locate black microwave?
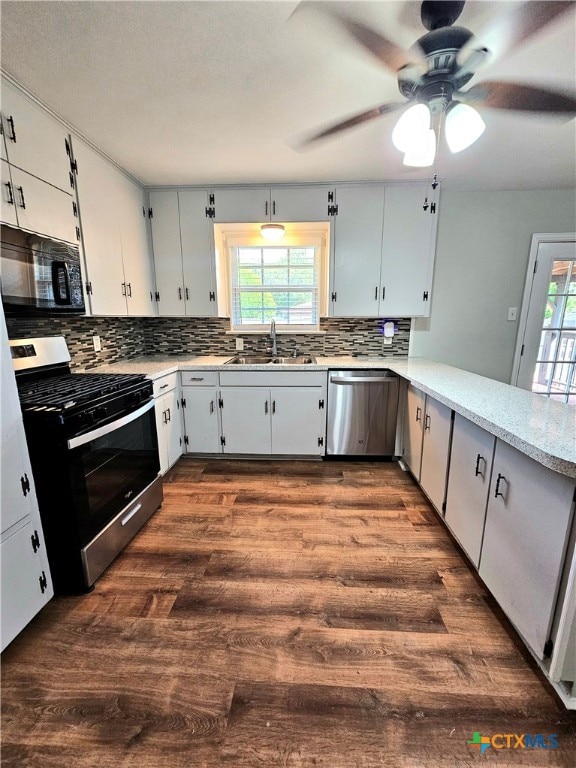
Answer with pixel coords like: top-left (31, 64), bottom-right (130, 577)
top-left (0, 225), bottom-right (85, 315)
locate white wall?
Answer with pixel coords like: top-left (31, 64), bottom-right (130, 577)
top-left (411, 188), bottom-right (576, 383)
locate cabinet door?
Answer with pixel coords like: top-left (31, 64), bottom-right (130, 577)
top-left (165, 388), bottom-right (184, 469)
top-left (154, 392), bottom-right (170, 475)
top-left (479, 440), bottom-right (575, 658)
top-left (220, 388), bottom-right (271, 454)
top-left (270, 186), bottom-right (333, 222)
top-left (420, 396), bottom-right (452, 512)
top-left (1, 520), bottom-right (53, 651)
top-left (1, 78), bottom-right (72, 193)
top-left (332, 184), bottom-right (384, 317)
top-left (271, 388), bottom-right (324, 455)
top-left (72, 138), bottom-right (127, 314)
top-left (212, 188), bottom-right (269, 222)
top-left (179, 190), bottom-right (217, 316)
top-left (117, 177), bottom-right (156, 317)
top-left (403, 384), bottom-right (425, 480)
top-left (148, 190), bottom-right (185, 316)
top-left (182, 387), bottom-right (221, 453)
top-left (445, 414), bottom-right (496, 567)
top-left (0, 159), bottom-right (18, 227)
top-left (9, 166), bottom-right (77, 244)
top-left (380, 184), bottom-right (437, 317)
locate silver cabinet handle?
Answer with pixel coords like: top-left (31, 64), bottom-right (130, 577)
top-left (424, 414), bottom-right (431, 431)
top-left (188, 377), bottom-right (204, 382)
top-left (210, 400), bottom-right (214, 414)
top-left (382, 286), bottom-right (386, 301)
top-left (415, 406), bottom-right (422, 422)
top-left (126, 282), bottom-right (132, 297)
top-left (374, 286), bottom-right (378, 301)
top-left (330, 376), bottom-right (396, 384)
top-left (264, 400), bottom-right (268, 415)
top-left (178, 287), bottom-right (183, 300)
top-left (159, 383), bottom-right (169, 390)
top-left (166, 407), bottom-right (171, 422)
top-left (16, 185), bottom-right (26, 208)
top-left (162, 409), bottom-right (168, 424)
top-left (4, 181), bottom-right (14, 205)
top-left (121, 282), bottom-right (127, 296)
top-left (6, 115), bottom-right (16, 142)
top-left (272, 400), bottom-right (276, 414)
top-left (265, 200), bottom-right (268, 216)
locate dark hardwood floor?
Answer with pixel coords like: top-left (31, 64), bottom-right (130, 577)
top-left (2, 458), bottom-right (575, 767)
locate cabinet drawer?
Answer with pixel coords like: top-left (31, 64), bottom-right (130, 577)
top-left (219, 371), bottom-right (326, 387)
top-left (153, 372), bottom-right (178, 397)
top-left (180, 371), bottom-right (219, 387)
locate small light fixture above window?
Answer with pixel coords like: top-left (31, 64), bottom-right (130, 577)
top-left (260, 223), bottom-right (285, 241)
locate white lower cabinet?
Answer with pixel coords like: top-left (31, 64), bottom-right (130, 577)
top-left (479, 439), bottom-right (575, 659)
top-left (402, 383), bottom-right (426, 480)
top-left (403, 384), bottom-right (452, 512)
top-left (153, 374), bottom-right (183, 474)
top-left (444, 414), bottom-right (496, 567)
top-left (1, 520), bottom-right (52, 650)
top-left (219, 386), bottom-right (325, 455)
top-left (182, 386), bottom-right (221, 454)
top-left (419, 396), bottom-right (453, 512)
top-left (1, 303), bottom-right (53, 651)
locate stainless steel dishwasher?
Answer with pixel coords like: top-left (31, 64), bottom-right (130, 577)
top-left (327, 369), bottom-right (399, 456)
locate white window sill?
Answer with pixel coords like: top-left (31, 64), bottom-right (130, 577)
top-left (226, 330), bottom-right (326, 335)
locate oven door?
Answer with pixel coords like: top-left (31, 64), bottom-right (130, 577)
top-left (66, 400), bottom-right (160, 545)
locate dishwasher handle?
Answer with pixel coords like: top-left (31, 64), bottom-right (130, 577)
top-left (330, 375), bottom-right (396, 384)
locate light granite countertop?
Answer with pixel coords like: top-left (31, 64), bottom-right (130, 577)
top-left (88, 354), bottom-right (576, 478)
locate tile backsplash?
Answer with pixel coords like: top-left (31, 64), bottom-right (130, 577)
top-left (6, 316), bottom-right (146, 369)
top-left (6, 315), bottom-right (411, 368)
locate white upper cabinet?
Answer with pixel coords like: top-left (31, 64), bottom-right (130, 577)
top-left (331, 184), bottom-right (384, 317)
top-left (212, 188), bottom-right (269, 222)
top-left (211, 185), bottom-right (334, 223)
top-left (0, 78), bottom-right (73, 194)
top-left (179, 190), bottom-right (218, 316)
top-left (148, 190), bottom-right (185, 316)
top-left (380, 184), bottom-right (438, 317)
top-left (72, 137), bottom-right (155, 316)
top-left (269, 186), bottom-right (334, 221)
top-left (148, 189), bottom-right (216, 316)
top-left (8, 165), bottom-right (78, 245)
top-left (331, 182), bottom-right (438, 318)
top-left (1, 160), bottom-right (18, 227)
top-left (0, 79), bottom-right (77, 244)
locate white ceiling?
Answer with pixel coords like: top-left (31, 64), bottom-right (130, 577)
top-left (1, 1), bottom-right (575, 191)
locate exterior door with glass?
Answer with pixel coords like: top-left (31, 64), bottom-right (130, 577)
top-left (513, 235), bottom-right (576, 404)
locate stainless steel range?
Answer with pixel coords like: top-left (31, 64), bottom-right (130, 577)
top-left (10, 336), bottom-right (163, 593)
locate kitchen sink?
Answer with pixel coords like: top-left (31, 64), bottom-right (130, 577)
top-left (271, 356), bottom-right (316, 365)
top-left (225, 355), bottom-right (316, 365)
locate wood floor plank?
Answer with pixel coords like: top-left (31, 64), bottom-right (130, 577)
top-left (2, 456), bottom-right (574, 768)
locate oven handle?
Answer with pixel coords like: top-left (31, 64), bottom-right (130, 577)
top-left (329, 375), bottom-right (395, 384)
top-left (67, 399), bottom-right (154, 450)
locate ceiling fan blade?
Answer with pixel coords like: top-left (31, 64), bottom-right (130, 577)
top-left (458, 81), bottom-right (576, 114)
top-left (295, 101), bottom-right (409, 149)
top-left (290, 2), bottom-right (425, 74)
top-left (457, 1), bottom-right (574, 66)
top-left (335, 14), bottom-right (427, 73)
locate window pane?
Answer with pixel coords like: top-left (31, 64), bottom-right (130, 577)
top-left (536, 330), bottom-right (559, 361)
top-left (289, 267), bottom-right (314, 285)
top-left (238, 267), bottom-right (262, 286)
top-left (263, 267), bottom-right (288, 286)
top-left (262, 248), bottom-right (287, 265)
top-left (237, 248), bottom-right (262, 266)
top-left (564, 300), bottom-right (576, 328)
top-left (290, 248), bottom-right (315, 266)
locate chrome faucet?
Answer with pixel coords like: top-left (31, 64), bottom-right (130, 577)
top-left (270, 319), bottom-right (278, 357)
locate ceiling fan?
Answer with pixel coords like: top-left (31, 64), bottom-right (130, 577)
top-left (295, 1), bottom-right (576, 166)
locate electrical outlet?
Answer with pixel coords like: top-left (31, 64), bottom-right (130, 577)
top-left (508, 307), bottom-right (518, 322)
top-left (92, 335), bottom-right (101, 352)
top-left (235, 338), bottom-right (244, 351)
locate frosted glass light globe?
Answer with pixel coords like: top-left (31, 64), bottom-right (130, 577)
top-left (445, 103), bottom-right (486, 153)
top-left (392, 104), bottom-right (431, 152)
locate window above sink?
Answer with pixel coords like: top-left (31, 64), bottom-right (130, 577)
top-left (214, 222), bottom-right (330, 334)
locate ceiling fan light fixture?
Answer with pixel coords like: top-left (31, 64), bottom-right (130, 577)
top-left (392, 103), bottom-right (431, 152)
top-left (260, 223), bottom-right (286, 241)
top-left (403, 129), bottom-right (436, 167)
top-left (445, 103), bottom-right (486, 153)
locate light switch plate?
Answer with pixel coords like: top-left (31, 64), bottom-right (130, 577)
top-left (92, 335), bottom-right (101, 352)
top-left (235, 338), bottom-right (244, 351)
top-left (508, 307), bottom-right (518, 322)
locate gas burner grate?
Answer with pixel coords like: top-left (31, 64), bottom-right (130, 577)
top-left (17, 373), bottom-right (147, 410)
